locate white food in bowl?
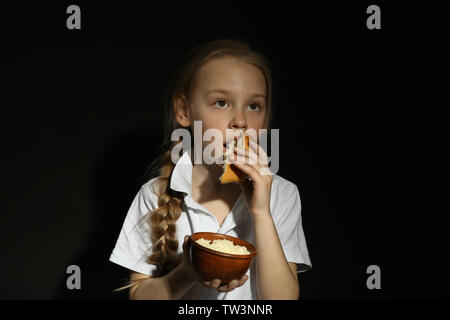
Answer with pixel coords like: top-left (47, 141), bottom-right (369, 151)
top-left (195, 238), bottom-right (250, 255)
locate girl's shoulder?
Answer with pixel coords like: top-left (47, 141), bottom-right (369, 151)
top-left (271, 174), bottom-right (300, 199)
top-left (270, 174), bottom-right (303, 221)
top-left (139, 177), bottom-right (161, 205)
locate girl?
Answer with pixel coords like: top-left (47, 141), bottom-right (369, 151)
top-left (109, 39), bottom-right (312, 299)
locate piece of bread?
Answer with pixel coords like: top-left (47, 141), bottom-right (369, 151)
top-left (219, 135), bottom-right (250, 184)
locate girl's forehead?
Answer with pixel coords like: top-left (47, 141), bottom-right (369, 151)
top-left (194, 58), bottom-right (266, 93)
top-left (198, 57), bottom-right (259, 75)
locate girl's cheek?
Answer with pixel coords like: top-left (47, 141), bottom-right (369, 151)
top-left (202, 118), bottom-right (224, 131)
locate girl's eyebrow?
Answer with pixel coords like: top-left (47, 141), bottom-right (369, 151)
top-left (204, 88), bottom-right (266, 100)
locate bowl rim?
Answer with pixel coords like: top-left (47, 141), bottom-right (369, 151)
top-left (189, 232), bottom-right (257, 259)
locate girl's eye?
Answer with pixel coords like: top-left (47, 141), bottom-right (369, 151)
top-left (214, 100), bottom-right (229, 109)
top-left (248, 103), bottom-right (261, 111)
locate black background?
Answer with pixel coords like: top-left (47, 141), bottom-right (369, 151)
top-left (1, 1), bottom-right (442, 300)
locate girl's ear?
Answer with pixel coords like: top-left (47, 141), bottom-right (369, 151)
top-left (174, 94), bottom-right (191, 128)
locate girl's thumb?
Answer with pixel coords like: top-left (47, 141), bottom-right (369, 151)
top-left (183, 235), bottom-right (191, 251)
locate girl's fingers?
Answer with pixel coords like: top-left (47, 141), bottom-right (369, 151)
top-left (182, 235), bottom-right (191, 260)
top-left (203, 279), bottom-right (221, 289)
top-left (217, 275), bottom-right (248, 292)
top-left (231, 154), bottom-right (272, 180)
top-left (217, 279), bottom-right (240, 292)
top-left (204, 275), bottom-right (248, 292)
top-left (248, 138), bottom-right (269, 165)
top-left (234, 141), bottom-right (270, 169)
top-left (237, 275), bottom-right (248, 287)
top-left (230, 158), bottom-right (261, 183)
top-left (234, 145), bottom-right (259, 165)
top-left (211, 279), bottom-right (221, 288)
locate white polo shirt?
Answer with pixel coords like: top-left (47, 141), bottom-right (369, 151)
top-left (109, 149), bottom-right (312, 300)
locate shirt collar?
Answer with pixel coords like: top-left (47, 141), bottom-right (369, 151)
top-left (169, 148), bottom-right (193, 195)
top-left (169, 147), bottom-right (249, 231)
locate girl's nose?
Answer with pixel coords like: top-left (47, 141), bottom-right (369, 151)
top-left (229, 107), bottom-right (247, 129)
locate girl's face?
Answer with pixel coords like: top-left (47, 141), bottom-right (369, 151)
top-left (186, 57), bottom-right (267, 158)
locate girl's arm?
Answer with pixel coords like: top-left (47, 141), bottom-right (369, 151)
top-left (130, 261), bottom-right (197, 300)
top-left (253, 212), bottom-right (300, 300)
top-left (130, 236), bottom-right (199, 300)
top-left (231, 139), bottom-right (300, 300)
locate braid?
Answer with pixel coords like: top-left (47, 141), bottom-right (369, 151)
top-left (146, 142), bottom-right (184, 276)
top-left (112, 142), bottom-right (185, 293)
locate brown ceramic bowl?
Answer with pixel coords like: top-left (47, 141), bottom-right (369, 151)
top-left (188, 232), bottom-right (257, 285)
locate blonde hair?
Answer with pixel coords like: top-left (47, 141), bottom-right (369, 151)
top-left (114, 38), bottom-right (274, 294)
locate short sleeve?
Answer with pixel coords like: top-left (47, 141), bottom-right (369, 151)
top-left (109, 182), bottom-right (159, 276)
top-left (273, 185), bottom-right (312, 273)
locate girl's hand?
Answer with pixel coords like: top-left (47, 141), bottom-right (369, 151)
top-left (230, 134), bottom-right (274, 217)
top-left (202, 275), bottom-right (249, 292)
top-left (182, 236), bottom-right (249, 292)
